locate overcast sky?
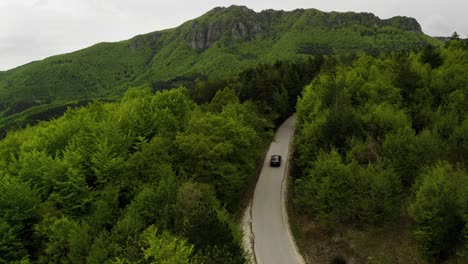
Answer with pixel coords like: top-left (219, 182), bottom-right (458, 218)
top-left (1, 0), bottom-right (466, 70)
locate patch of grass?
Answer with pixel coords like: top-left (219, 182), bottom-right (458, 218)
top-left (288, 192), bottom-right (427, 264)
top-left (288, 210), bottom-right (365, 264)
top-left (345, 220), bottom-right (424, 264)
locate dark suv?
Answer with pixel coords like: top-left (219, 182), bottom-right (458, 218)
top-left (270, 155), bottom-right (282, 167)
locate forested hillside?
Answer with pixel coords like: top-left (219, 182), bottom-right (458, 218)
top-left (0, 87), bottom-right (265, 263)
top-left (0, 56), bottom-right (322, 263)
top-left (1, 4), bottom-right (464, 263)
top-left (0, 5), bottom-right (439, 136)
top-left (292, 40), bottom-right (467, 263)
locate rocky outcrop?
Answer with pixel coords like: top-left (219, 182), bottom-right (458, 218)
top-left (130, 32), bottom-right (161, 50)
top-left (311, 11), bottom-right (422, 32)
top-left (190, 21), bottom-right (224, 50)
top-left (190, 20), bottom-right (265, 50)
top-left (383, 16), bottom-right (422, 32)
top-left (187, 5), bottom-right (423, 50)
top-left (189, 6), bottom-right (266, 50)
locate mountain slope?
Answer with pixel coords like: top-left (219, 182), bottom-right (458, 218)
top-left (0, 5), bottom-right (440, 131)
top-left (135, 6), bottom-right (435, 81)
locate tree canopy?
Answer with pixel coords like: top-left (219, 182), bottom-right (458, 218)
top-left (293, 42), bottom-right (467, 262)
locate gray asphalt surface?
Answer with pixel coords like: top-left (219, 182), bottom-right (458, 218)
top-left (252, 115), bottom-right (302, 264)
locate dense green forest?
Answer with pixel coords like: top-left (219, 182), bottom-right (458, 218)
top-left (1, 5), bottom-right (465, 262)
top-left (0, 87), bottom-right (263, 263)
top-left (0, 6), bottom-right (439, 136)
top-left (0, 55), bottom-right (323, 263)
top-left (292, 40), bottom-right (467, 262)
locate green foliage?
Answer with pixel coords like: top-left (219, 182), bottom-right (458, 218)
top-left (175, 102), bottom-right (263, 210)
top-left (420, 45), bottom-right (443, 68)
top-left (125, 176), bottom-right (178, 230)
top-left (293, 44), bottom-right (467, 262)
top-left (295, 150), bottom-right (401, 225)
top-left (0, 9), bottom-right (457, 262)
top-left (232, 58), bottom-right (323, 122)
top-left (0, 219), bottom-right (27, 263)
top-left (0, 6), bottom-right (439, 135)
top-left (352, 163), bottom-right (402, 224)
top-left (364, 103), bottom-right (412, 139)
top-left (409, 162), bottom-right (467, 260)
top-left (0, 174), bottom-right (40, 262)
top-left (382, 128), bottom-right (446, 186)
top-left (173, 182), bottom-right (229, 247)
top-left (173, 182), bottom-right (245, 263)
top-left (0, 174), bottom-right (41, 231)
top-left (35, 216), bottom-right (91, 264)
top-left (0, 85), bottom-right (271, 263)
top-left (208, 87), bottom-right (239, 113)
top-left (117, 86), bottom-right (194, 139)
top-left (141, 225), bottom-right (195, 264)
top-left (295, 150), bottom-right (354, 221)
top-left (87, 231), bottom-right (111, 264)
top-left (451, 31), bottom-right (460, 41)
top-left (449, 116), bottom-right (468, 163)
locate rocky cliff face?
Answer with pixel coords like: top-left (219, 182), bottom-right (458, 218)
top-left (189, 6), bottom-right (267, 50)
top-left (383, 16), bottom-right (422, 32)
top-left (129, 32), bottom-right (161, 50)
top-left (186, 5), bottom-right (423, 50)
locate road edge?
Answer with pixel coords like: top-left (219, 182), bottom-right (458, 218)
top-left (242, 199), bottom-right (256, 264)
top-left (281, 117), bottom-right (306, 264)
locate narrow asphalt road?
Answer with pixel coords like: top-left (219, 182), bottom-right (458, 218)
top-left (252, 115), bottom-right (303, 264)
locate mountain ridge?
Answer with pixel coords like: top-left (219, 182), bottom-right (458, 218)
top-left (0, 5), bottom-right (440, 134)
top-left (153, 5), bottom-right (423, 51)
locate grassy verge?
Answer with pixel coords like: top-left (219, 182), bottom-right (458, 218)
top-left (288, 189), bottom-right (427, 264)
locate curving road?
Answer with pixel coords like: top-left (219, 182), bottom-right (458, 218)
top-left (251, 115), bottom-right (304, 264)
